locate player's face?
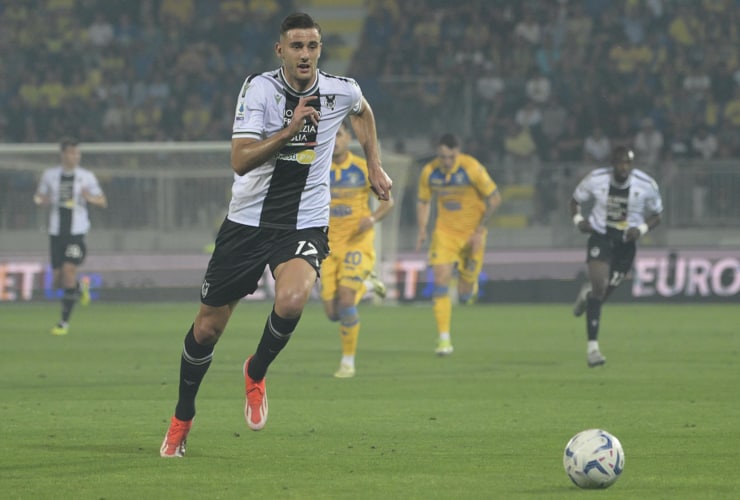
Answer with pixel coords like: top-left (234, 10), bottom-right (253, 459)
top-left (61, 146), bottom-right (81, 168)
top-left (276, 28), bottom-right (322, 91)
top-left (437, 145), bottom-right (459, 172)
top-left (612, 156), bottom-right (633, 183)
top-left (333, 124), bottom-right (350, 161)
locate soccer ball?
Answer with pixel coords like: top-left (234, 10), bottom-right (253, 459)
top-left (563, 428), bottom-right (625, 489)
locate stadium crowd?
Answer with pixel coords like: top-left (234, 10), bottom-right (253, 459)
top-left (1, 0), bottom-right (739, 164)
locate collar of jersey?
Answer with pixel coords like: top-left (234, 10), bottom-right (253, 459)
top-left (278, 67), bottom-right (318, 97)
top-left (609, 171), bottom-right (631, 189)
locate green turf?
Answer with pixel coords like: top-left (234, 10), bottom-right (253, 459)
top-left (1, 301), bottom-right (738, 499)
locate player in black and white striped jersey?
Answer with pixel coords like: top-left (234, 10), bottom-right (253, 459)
top-left (570, 146), bottom-right (663, 367)
top-left (161, 12), bottom-right (393, 457)
top-left (34, 137), bottom-right (107, 336)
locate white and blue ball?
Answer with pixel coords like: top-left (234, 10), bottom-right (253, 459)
top-left (563, 428), bottom-right (625, 489)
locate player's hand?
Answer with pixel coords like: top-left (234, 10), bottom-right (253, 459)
top-left (623, 227), bottom-right (641, 242)
top-left (576, 220), bottom-right (592, 234)
top-left (415, 230), bottom-right (426, 251)
top-left (468, 229), bottom-right (484, 253)
top-left (368, 164), bottom-right (392, 201)
top-left (285, 96), bottom-right (320, 138)
top-left (33, 194), bottom-right (50, 206)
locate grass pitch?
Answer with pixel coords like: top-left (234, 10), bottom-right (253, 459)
top-left (1, 301), bottom-right (738, 499)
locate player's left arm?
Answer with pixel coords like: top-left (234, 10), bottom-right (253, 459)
top-left (356, 194), bottom-right (395, 235)
top-left (469, 189), bottom-right (502, 252)
top-left (350, 97), bottom-right (392, 201)
top-left (624, 179), bottom-right (663, 242)
top-left (82, 173), bottom-right (108, 208)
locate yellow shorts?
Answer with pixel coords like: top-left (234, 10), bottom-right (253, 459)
top-left (320, 239), bottom-right (376, 301)
top-left (428, 229), bottom-right (486, 283)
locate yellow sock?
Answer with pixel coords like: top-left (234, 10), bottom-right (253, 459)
top-left (433, 295), bottom-right (452, 335)
top-left (340, 321), bottom-right (360, 356)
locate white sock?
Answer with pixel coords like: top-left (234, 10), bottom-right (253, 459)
top-left (439, 332), bottom-right (450, 342)
top-left (587, 340), bottom-right (599, 353)
top-left (341, 355), bottom-right (355, 367)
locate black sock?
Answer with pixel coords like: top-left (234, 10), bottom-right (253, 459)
top-left (61, 287), bottom-right (78, 323)
top-left (586, 296), bottom-right (602, 341)
top-left (174, 324), bottom-right (214, 421)
top-left (247, 308), bottom-right (300, 381)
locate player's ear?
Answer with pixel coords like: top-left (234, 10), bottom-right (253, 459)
top-left (275, 42), bottom-right (282, 59)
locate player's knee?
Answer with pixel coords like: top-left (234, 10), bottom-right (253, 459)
top-left (193, 321), bottom-right (224, 345)
top-left (338, 306), bottom-right (359, 327)
top-left (274, 290), bottom-right (308, 318)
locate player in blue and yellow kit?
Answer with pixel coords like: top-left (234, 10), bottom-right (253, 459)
top-left (417, 133), bottom-right (501, 355)
top-left (320, 120), bottom-right (394, 377)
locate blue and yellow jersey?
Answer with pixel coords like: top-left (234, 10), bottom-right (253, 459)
top-left (418, 153), bottom-right (497, 236)
top-left (329, 152), bottom-right (373, 244)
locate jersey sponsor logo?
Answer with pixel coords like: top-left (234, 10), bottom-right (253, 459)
top-left (275, 149), bottom-right (316, 165)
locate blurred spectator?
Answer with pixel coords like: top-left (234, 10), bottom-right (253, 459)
top-left (514, 9), bottom-right (541, 45)
top-left (551, 115), bottom-right (583, 162)
top-left (691, 125), bottom-right (719, 159)
top-left (540, 95), bottom-right (568, 156)
top-left (87, 13), bottom-right (114, 48)
top-left (525, 68), bottom-right (552, 104)
top-left (633, 117), bottom-right (664, 167)
top-left (583, 125), bottom-right (611, 164)
top-left (503, 119), bottom-right (539, 184)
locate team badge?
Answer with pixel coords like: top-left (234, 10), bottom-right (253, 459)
top-left (325, 95), bottom-right (336, 110)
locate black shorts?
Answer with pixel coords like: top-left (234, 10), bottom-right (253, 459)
top-left (50, 234), bottom-right (87, 269)
top-left (586, 231), bottom-right (636, 276)
top-left (200, 218), bottom-right (330, 306)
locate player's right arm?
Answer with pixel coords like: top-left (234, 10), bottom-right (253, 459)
top-left (231, 95), bottom-right (319, 176)
top-left (33, 171), bottom-right (51, 206)
top-left (416, 165), bottom-right (432, 250)
top-left (571, 172), bottom-right (595, 234)
top-left (416, 199), bottom-right (431, 251)
top-left (570, 198), bottom-right (592, 234)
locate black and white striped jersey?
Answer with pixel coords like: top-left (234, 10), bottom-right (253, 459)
top-left (573, 167), bottom-right (663, 235)
top-left (35, 166), bottom-right (105, 236)
top-left (229, 67), bottom-right (364, 230)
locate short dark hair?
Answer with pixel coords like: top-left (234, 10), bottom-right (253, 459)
top-left (438, 133), bottom-right (459, 149)
top-left (59, 137), bottom-right (79, 151)
top-left (280, 12), bottom-right (321, 36)
top-left (611, 145), bottom-right (634, 163)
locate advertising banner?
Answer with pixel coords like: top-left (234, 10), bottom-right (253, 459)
top-left (1, 249), bottom-right (737, 303)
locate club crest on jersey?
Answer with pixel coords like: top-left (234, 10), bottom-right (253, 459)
top-left (325, 95), bottom-right (336, 110)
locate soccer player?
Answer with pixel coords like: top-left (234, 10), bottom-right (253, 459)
top-left (33, 137), bottom-right (107, 336)
top-left (416, 133), bottom-right (501, 355)
top-left (320, 120), bottom-right (394, 378)
top-left (160, 13), bottom-right (392, 458)
top-left (571, 145), bottom-right (663, 367)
